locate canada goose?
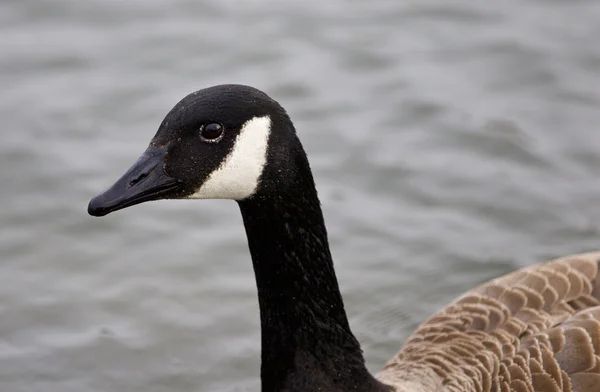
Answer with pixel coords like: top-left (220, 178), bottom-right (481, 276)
top-left (88, 84), bottom-right (600, 392)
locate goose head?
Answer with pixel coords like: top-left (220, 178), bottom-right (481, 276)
top-left (88, 84), bottom-right (305, 216)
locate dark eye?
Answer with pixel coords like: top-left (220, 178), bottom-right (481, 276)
top-left (200, 123), bottom-right (224, 142)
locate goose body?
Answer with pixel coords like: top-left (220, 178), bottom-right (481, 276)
top-left (88, 84), bottom-right (600, 392)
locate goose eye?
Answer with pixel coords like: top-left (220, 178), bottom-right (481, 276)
top-left (200, 123), bottom-right (224, 142)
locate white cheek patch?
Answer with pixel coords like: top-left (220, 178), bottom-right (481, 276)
top-left (187, 115), bottom-right (271, 200)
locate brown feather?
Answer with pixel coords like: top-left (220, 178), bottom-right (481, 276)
top-left (376, 252), bottom-right (600, 392)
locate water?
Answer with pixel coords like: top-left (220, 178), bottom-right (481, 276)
top-left (2, 1), bottom-right (600, 391)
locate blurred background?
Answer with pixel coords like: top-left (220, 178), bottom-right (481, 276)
top-left (1, 1), bottom-right (600, 391)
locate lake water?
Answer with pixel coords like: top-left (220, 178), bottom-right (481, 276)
top-left (2, 1), bottom-right (600, 391)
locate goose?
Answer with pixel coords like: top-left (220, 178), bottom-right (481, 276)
top-left (88, 84), bottom-right (600, 392)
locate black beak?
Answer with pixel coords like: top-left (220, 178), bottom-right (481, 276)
top-left (88, 146), bottom-right (180, 217)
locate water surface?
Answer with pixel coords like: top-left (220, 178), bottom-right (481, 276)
top-left (2, 1), bottom-right (600, 391)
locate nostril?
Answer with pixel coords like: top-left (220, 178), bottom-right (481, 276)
top-left (129, 172), bottom-right (149, 187)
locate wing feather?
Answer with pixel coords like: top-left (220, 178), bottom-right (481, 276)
top-left (377, 252), bottom-right (600, 392)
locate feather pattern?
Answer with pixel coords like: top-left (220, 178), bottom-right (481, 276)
top-left (377, 252), bottom-right (600, 392)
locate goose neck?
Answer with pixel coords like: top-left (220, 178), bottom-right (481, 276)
top-left (238, 183), bottom-right (389, 392)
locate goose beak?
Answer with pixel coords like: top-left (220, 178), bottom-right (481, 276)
top-left (88, 145), bottom-right (180, 217)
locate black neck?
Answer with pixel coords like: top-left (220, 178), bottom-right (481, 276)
top-left (238, 160), bottom-right (389, 392)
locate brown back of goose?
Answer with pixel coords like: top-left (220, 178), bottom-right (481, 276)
top-left (377, 252), bottom-right (600, 392)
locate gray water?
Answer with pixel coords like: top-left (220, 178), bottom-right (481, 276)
top-left (2, 1), bottom-right (600, 391)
